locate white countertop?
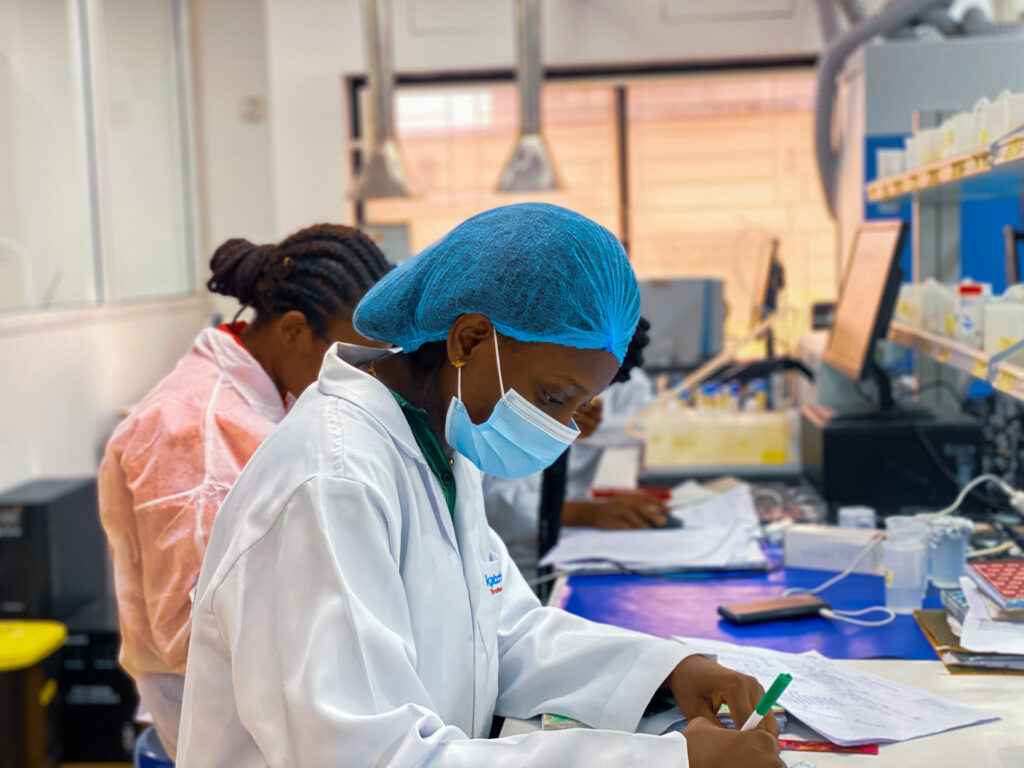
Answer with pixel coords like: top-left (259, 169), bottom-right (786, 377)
top-left (501, 659), bottom-right (1024, 767)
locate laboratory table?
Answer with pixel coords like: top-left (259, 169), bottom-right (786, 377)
top-left (501, 659), bottom-right (1024, 767)
top-left (557, 566), bottom-right (943, 660)
top-left (499, 567), bottom-right (1024, 766)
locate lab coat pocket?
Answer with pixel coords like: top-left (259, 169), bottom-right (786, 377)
top-left (476, 555), bottom-right (505, 662)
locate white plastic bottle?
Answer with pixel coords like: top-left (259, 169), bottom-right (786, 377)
top-left (956, 281), bottom-right (990, 349)
top-left (883, 517), bottom-right (929, 614)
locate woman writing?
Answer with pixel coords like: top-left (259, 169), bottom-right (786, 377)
top-left (99, 224), bottom-right (392, 758)
top-left (177, 204), bottom-right (782, 767)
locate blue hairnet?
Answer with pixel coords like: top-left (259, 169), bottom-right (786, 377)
top-left (353, 203), bottom-right (639, 363)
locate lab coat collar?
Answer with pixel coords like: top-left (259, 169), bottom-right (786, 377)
top-left (318, 343), bottom-right (432, 470)
top-left (192, 326), bottom-right (285, 422)
top-left (319, 343), bottom-right (463, 549)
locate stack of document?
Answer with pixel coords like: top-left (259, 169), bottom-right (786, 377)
top-left (538, 486), bottom-right (766, 573)
top-left (949, 575), bottom-right (1024, 668)
top-left (923, 568), bottom-right (1024, 672)
top-left (671, 637), bottom-right (999, 745)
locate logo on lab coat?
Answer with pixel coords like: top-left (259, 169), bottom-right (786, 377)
top-left (485, 571), bottom-right (503, 595)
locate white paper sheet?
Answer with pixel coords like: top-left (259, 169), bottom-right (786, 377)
top-left (538, 520), bottom-right (765, 572)
top-left (540, 485), bottom-right (765, 572)
top-left (671, 637), bottom-right (999, 746)
top-left (669, 480), bottom-right (718, 508)
top-left (669, 485), bottom-right (761, 529)
top-left (959, 576), bottom-right (1024, 655)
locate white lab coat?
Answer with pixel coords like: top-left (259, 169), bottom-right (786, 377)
top-left (484, 369), bottom-right (654, 580)
top-left (176, 345), bottom-right (690, 767)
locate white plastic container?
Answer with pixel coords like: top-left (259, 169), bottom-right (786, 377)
top-left (1005, 91), bottom-right (1024, 134)
top-left (955, 281), bottom-right (991, 349)
top-left (941, 113), bottom-right (976, 158)
top-left (916, 515), bottom-right (973, 589)
top-left (838, 505), bottom-right (877, 530)
top-left (984, 295), bottom-right (1024, 355)
top-left (922, 279), bottom-right (957, 336)
top-left (916, 127), bottom-right (944, 167)
top-left (985, 94), bottom-right (1011, 143)
top-left (876, 148), bottom-right (904, 179)
top-left (904, 135), bottom-right (918, 170)
top-left (883, 539), bottom-right (928, 614)
top-left (974, 97), bottom-right (992, 146)
top-left (884, 517), bottom-right (929, 614)
top-left (988, 90), bottom-right (1024, 142)
top-left (895, 283), bottom-right (925, 326)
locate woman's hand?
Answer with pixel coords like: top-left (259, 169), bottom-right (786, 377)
top-left (561, 494), bottom-right (669, 529)
top-left (683, 717), bottom-right (785, 768)
top-left (668, 655), bottom-right (783, 767)
top-left (666, 655), bottom-right (780, 736)
top-left (572, 398), bottom-right (603, 439)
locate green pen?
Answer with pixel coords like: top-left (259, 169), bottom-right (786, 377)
top-left (739, 673), bottom-right (792, 731)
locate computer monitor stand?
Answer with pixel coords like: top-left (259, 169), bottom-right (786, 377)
top-left (826, 359), bottom-right (932, 422)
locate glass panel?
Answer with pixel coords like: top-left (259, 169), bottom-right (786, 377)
top-left (366, 83), bottom-right (619, 255)
top-left (628, 71), bottom-right (837, 349)
top-left (0, 0), bottom-right (96, 310)
top-left (99, 0), bottom-right (191, 301)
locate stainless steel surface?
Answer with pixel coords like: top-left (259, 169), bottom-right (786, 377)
top-left (497, 0), bottom-right (560, 192)
top-left (353, 0), bottom-right (412, 199)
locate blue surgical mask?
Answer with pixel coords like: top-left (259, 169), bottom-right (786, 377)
top-left (445, 331), bottom-right (580, 479)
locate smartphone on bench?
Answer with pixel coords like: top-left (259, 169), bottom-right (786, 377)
top-left (718, 594), bottom-right (830, 625)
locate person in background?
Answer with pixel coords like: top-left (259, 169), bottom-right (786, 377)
top-left (176, 203), bottom-right (782, 768)
top-left (97, 224), bottom-right (392, 759)
top-left (484, 317), bottom-right (666, 582)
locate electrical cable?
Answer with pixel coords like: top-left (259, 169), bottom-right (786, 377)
top-left (968, 541), bottom-right (1016, 559)
top-left (905, 415), bottom-right (1016, 517)
top-left (819, 606), bottom-right (897, 627)
top-left (782, 533), bottom-right (885, 598)
top-left (933, 473), bottom-right (1017, 516)
top-left (781, 533), bottom-right (893, 627)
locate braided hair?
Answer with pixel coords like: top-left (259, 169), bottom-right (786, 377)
top-left (611, 316), bottom-right (650, 384)
top-left (207, 224), bottom-right (392, 339)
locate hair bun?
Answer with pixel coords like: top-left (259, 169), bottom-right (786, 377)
top-left (207, 238), bottom-right (275, 305)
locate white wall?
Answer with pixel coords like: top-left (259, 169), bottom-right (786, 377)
top-left (190, 0), bottom-right (275, 255)
top-left (0, 0), bottom-right (267, 492)
top-left (0, 300), bottom-right (211, 491)
top-left (261, 0), bottom-right (826, 236)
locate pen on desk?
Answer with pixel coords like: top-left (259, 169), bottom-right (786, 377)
top-left (739, 673), bottom-right (792, 732)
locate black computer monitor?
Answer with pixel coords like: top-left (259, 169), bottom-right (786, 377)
top-left (823, 219), bottom-right (907, 409)
top-left (751, 238), bottom-right (784, 358)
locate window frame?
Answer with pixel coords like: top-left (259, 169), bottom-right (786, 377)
top-left (0, 0), bottom-right (201, 317)
top-left (344, 55), bottom-right (816, 245)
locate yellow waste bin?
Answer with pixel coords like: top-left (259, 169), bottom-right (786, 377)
top-left (0, 620), bottom-right (67, 768)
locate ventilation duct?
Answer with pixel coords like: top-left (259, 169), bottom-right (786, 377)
top-left (352, 0), bottom-right (412, 200)
top-left (814, 0), bottom-right (1024, 218)
top-left (497, 0), bottom-right (560, 192)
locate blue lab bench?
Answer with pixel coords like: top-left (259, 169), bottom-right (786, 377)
top-left (559, 566), bottom-right (943, 660)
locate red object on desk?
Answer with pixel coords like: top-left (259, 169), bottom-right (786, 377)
top-left (969, 558), bottom-right (1024, 609)
top-left (591, 486), bottom-right (672, 501)
top-left (779, 739), bottom-right (879, 755)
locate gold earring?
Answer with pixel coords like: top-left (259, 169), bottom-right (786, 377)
top-left (453, 359), bottom-right (465, 368)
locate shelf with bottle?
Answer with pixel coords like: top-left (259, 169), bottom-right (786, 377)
top-left (867, 127), bottom-right (1024, 203)
top-left (887, 321), bottom-right (1024, 406)
top-left (887, 321), bottom-right (993, 379)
